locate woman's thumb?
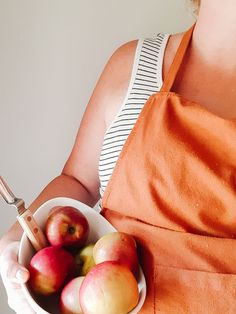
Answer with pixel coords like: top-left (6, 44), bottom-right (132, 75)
top-left (15, 267), bottom-right (30, 283)
top-left (0, 241), bottom-right (30, 284)
top-left (5, 263), bottom-right (30, 284)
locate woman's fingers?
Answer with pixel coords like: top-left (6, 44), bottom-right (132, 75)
top-left (6, 262), bottom-right (29, 284)
top-left (7, 283), bottom-right (36, 313)
top-left (0, 241), bottom-right (29, 284)
top-left (6, 283), bottom-right (36, 314)
top-left (0, 241), bottom-right (35, 313)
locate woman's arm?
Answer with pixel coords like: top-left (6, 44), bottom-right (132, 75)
top-left (0, 39), bottom-right (138, 255)
top-left (0, 39), bottom-right (138, 313)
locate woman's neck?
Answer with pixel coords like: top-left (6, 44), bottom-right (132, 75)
top-left (192, 0), bottom-right (236, 71)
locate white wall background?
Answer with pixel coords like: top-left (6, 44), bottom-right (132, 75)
top-left (0, 0), bottom-right (194, 312)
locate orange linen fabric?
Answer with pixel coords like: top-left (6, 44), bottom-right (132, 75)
top-left (101, 24), bottom-right (236, 313)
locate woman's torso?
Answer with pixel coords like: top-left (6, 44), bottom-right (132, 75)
top-left (100, 25), bottom-right (236, 312)
top-left (99, 29), bottom-right (236, 200)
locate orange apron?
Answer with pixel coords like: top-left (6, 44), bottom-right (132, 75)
top-left (101, 24), bottom-right (236, 313)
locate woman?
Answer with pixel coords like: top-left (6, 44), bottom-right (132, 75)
top-left (1, 0), bottom-right (236, 312)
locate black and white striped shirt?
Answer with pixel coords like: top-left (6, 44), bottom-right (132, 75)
top-left (99, 33), bottom-right (170, 204)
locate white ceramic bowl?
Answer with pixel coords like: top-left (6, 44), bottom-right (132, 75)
top-left (19, 197), bottom-right (146, 314)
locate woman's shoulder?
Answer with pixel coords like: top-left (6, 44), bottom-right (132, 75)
top-left (104, 30), bottom-right (184, 90)
top-left (100, 30), bottom-right (185, 129)
top-left (101, 39), bottom-right (139, 128)
top-left (102, 34), bottom-right (172, 128)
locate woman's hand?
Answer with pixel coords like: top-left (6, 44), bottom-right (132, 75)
top-left (0, 241), bottom-right (36, 314)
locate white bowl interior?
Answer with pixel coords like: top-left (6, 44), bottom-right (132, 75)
top-left (19, 197), bottom-right (146, 314)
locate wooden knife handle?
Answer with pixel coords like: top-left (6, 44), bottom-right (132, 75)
top-left (17, 210), bottom-right (48, 251)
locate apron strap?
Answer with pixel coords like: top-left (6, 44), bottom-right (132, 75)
top-left (160, 23), bottom-right (196, 93)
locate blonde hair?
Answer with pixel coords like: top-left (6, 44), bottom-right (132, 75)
top-left (190, 0), bottom-right (201, 15)
top-left (192, 0), bottom-right (200, 6)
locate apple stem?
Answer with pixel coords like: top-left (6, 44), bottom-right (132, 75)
top-left (68, 226), bottom-right (75, 235)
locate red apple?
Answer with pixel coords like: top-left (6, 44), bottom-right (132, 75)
top-left (45, 206), bottom-right (89, 248)
top-left (28, 246), bottom-right (76, 295)
top-left (93, 232), bottom-right (139, 277)
top-left (60, 276), bottom-right (85, 314)
top-left (79, 261), bottom-right (139, 314)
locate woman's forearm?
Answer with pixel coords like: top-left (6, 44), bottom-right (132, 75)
top-left (0, 173), bottom-right (98, 256)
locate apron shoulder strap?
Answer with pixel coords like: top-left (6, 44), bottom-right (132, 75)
top-left (160, 23), bottom-right (196, 93)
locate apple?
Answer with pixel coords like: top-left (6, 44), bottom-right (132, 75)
top-left (60, 276), bottom-right (85, 314)
top-left (93, 232), bottom-right (139, 277)
top-left (45, 206), bottom-right (89, 248)
top-left (79, 261), bottom-right (139, 314)
top-left (75, 243), bottom-right (96, 276)
top-left (28, 246), bottom-right (76, 295)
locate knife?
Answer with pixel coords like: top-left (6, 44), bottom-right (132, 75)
top-left (0, 176), bottom-right (48, 251)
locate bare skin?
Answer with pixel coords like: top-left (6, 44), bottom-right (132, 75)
top-left (166, 0), bottom-right (236, 119)
top-left (1, 1), bottom-right (236, 312)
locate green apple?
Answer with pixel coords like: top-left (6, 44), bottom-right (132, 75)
top-left (75, 243), bottom-right (96, 276)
